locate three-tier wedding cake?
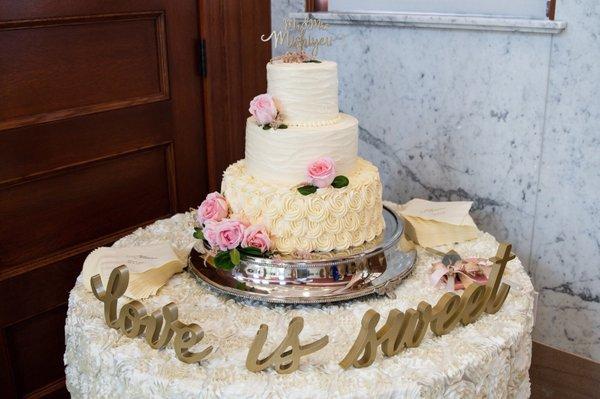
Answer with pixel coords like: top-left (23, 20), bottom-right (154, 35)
top-left (196, 54), bottom-right (384, 261)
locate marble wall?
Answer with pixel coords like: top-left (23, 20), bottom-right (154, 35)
top-left (271, 0), bottom-right (599, 361)
top-left (530, 0), bottom-right (600, 361)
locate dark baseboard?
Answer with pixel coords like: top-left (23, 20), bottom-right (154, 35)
top-left (531, 341), bottom-right (600, 398)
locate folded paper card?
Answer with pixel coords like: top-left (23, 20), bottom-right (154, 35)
top-left (397, 199), bottom-right (479, 248)
top-left (82, 242), bottom-right (189, 300)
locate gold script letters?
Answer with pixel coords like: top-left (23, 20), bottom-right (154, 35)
top-left (339, 304), bottom-right (432, 369)
top-left (340, 243), bottom-right (515, 369)
top-left (91, 266), bottom-right (213, 364)
top-left (246, 317), bottom-right (329, 374)
top-left (261, 17), bottom-right (333, 57)
top-left (90, 244), bottom-right (514, 373)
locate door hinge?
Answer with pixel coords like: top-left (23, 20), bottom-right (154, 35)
top-left (198, 39), bottom-right (207, 77)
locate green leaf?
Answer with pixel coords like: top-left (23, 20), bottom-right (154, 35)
top-left (230, 248), bottom-right (241, 265)
top-left (278, 124), bottom-right (288, 129)
top-left (239, 246), bottom-right (263, 256)
top-left (297, 185), bottom-right (318, 195)
top-left (331, 175), bottom-right (349, 188)
top-left (262, 124), bottom-right (271, 130)
top-left (235, 281), bottom-right (248, 291)
top-left (303, 59), bottom-right (322, 63)
top-left (193, 227), bottom-right (204, 240)
top-left (214, 251), bottom-right (235, 270)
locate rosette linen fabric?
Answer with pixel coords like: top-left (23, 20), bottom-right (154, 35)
top-left (65, 205), bottom-right (534, 398)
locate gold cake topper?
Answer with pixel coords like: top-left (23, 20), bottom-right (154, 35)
top-left (261, 16), bottom-right (334, 57)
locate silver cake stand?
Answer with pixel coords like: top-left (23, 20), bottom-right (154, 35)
top-left (188, 205), bottom-right (416, 304)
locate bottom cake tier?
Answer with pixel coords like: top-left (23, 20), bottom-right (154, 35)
top-left (221, 157), bottom-right (385, 253)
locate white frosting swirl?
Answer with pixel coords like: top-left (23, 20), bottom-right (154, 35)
top-left (306, 197), bottom-right (327, 222)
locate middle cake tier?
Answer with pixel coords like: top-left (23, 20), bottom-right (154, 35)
top-left (244, 113), bottom-right (358, 186)
top-left (222, 158), bottom-right (385, 253)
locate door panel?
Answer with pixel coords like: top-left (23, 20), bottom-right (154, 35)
top-left (0, 12), bottom-right (169, 130)
top-left (0, 0), bottom-right (270, 396)
top-left (0, 1), bottom-right (206, 397)
top-left (0, 146), bottom-right (175, 268)
top-left (0, 102), bottom-right (172, 183)
top-left (0, 254), bottom-right (86, 327)
top-left (5, 305), bottom-right (68, 396)
top-left (200, 0), bottom-right (272, 190)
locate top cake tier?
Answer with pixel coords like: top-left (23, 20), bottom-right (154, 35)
top-left (267, 60), bottom-right (339, 126)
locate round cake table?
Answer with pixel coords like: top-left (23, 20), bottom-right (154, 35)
top-left (64, 204), bottom-right (535, 398)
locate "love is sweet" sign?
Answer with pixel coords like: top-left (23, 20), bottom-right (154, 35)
top-left (90, 243), bottom-right (515, 374)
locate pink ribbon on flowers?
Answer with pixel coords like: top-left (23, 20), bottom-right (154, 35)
top-left (430, 258), bottom-right (492, 291)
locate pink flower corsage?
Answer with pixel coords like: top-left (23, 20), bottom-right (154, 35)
top-left (249, 94), bottom-right (287, 130)
top-left (194, 192), bottom-right (272, 269)
top-left (213, 219), bottom-right (246, 251)
top-left (307, 157), bottom-right (336, 188)
top-left (241, 224), bottom-right (271, 253)
top-left (197, 192), bottom-right (228, 224)
top-left (430, 257), bottom-right (493, 291)
top-left (201, 220), bottom-right (219, 249)
top-left (298, 157), bottom-right (349, 195)
top-left (249, 94), bottom-right (277, 125)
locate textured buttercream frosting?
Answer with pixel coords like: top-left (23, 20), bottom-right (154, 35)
top-left (245, 114), bottom-right (358, 186)
top-left (267, 60), bottom-right (339, 125)
top-left (222, 158), bottom-right (385, 253)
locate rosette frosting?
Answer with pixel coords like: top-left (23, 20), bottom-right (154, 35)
top-left (221, 158), bottom-right (385, 253)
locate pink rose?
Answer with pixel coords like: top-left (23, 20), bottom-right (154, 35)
top-left (242, 225), bottom-right (271, 253)
top-left (197, 192), bottom-right (228, 224)
top-left (249, 94), bottom-right (277, 125)
top-left (214, 219), bottom-right (246, 251)
top-left (202, 220), bottom-right (219, 248)
top-left (307, 157), bottom-right (336, 188)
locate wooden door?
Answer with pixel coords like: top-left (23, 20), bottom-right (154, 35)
top-left (200, 0), bottom-right (272, 190)
top-left (0, 1), bottom-right (206, 397)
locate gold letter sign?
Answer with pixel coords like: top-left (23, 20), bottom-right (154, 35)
top-left (91, 266), bottom-right (213, 364)
top-left (340, 243), bottom-right (515, 369)
top-left (89, 244), bottom-right (515, 373)
top-left (246, 317), bottom-right (329, 374)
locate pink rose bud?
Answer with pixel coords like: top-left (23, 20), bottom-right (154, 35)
top-left (214, 219), bottom-right (246, 251)
top-left (249, 94), bottom-right (278, 125)
top-left (241, 225), bottom-right (271, 253)
top-left (307, 157), bottom-right (336, 188)
top-left (197, 192), bottom-right (228, 224)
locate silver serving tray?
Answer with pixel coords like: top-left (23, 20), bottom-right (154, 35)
top-left (188, 205), bottom-right (416, 304)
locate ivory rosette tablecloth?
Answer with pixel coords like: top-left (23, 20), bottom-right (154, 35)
top-left (64, 203), bottom-right (534, 398)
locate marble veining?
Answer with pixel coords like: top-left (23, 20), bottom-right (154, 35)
top-left (327, 24), bottom-right (549, 268)
top-left (272, 0), bottom-right (599, 361)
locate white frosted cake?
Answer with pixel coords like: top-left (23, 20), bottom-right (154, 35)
top-left (219, 57), bottom-right (385, 253)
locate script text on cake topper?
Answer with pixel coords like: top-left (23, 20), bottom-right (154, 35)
top-left (261, 16), bottom-right (333, 57)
